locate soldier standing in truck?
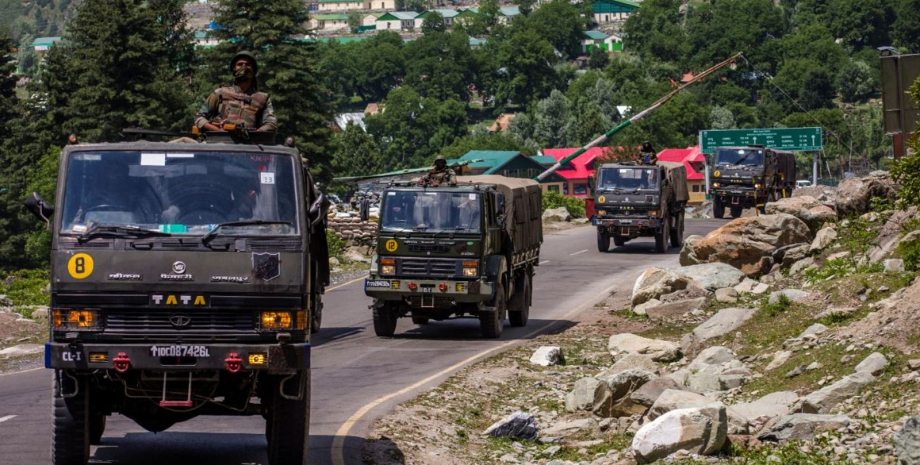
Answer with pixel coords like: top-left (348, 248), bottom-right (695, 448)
top-left (195, 51), bottom-right (278, 134)
top-left (420, 156), bottom-right (457, 187)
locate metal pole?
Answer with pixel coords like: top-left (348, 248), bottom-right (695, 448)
top-left (812, 152), bottom-right (818, 185)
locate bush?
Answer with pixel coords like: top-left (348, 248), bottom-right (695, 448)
top-left (762, 293), bottom-right (791, 317)
top-left (0, 269), bottom-right (50, 306)
top-left (897, 233), bottom-right (920, 272)
top-left (326, 229), bottom-right (347, 260)
top-left (890, 78), bottom-right (920, 209)
top-left (542, 191), bottom-right (586, 218)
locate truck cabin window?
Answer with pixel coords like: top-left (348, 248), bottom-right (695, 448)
top-left (598, 168), bottom-right (659, 191)
top-left (60, 151), bottom-right (299, 236)
top-left (714, 149), bottom-right (765, 168)
top-left (381, 191), bottom-right (481, 232)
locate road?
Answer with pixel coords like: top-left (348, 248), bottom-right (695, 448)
top-left (0, 219), bottom-right (722, 465)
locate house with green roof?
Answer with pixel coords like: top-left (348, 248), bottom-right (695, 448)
top-left (592, 0), bottom-right (640, 23)
top-left (583, 30), bottom-right (623, 53)
top-left (317, 0), bottom-right (364, 12)
top-left (377, 11), bottom-right (420, 31)
top-left (414, 9), bottom-right (460, 29)
top-left (30, 36), bottom-right (61, 53)
top-left (311, 13), bottom-right (351, 31)
top-left (456, 151), bottom-right (565, 185)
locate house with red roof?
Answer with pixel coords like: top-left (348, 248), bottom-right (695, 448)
top-left (540, 148), bottom-right (611, 198)
top-left (657, 145), bottom-right (707, 204)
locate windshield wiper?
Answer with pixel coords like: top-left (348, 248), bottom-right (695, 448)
top-left (78, 224), bottom-right (172, 243)
top-left (201, 220), bottom-right (293, 246)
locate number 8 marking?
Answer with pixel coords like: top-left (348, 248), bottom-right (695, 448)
top-left (67, 253), bottom-right (94, 279)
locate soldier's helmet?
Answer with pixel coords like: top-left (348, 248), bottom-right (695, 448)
top-left (230, 51), bottom-right (259, 74)
top-left (434, 155), bottom-right (446, 165)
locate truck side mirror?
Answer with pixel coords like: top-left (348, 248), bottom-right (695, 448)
top-left (587, 176), bottom-right (595, 192)
top-left (309, 193), bottom-right (331, 226)
top-left (24, 192), bottom-right (54, 226)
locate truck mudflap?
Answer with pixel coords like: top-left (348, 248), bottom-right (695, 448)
top-left (364, 278), bottom-right (493, 303)
top-left (45, 342), bottom-right (310, 374)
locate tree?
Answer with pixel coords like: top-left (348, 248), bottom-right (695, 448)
top-left (421, 11), bottom-right (446, 34)
top-left (800, 68), bottom-right (835, 110)
top-left (525, 0), bottom-right (588, 60)
top-left (837, 59), bottom-right (876, 103)
top-left (356, 32), bottom-right (406, 102)
top-left (894, 0), bottom-right (920, 53)
top-left (332, 122), bottom-right (383, 177)
top-left (494, 26), bottom-right (559, 106)
top-left (404, 31), bottom-right (475, 101)
top-left (826, 0), bottom-right (894, 49)
top-left (588, 47), bottom-right (609, 70)
top-left (710, 105), bottom-right (736, 129)
top-left (347, 12), bottom-right (362, 34)
top-left (513, 0), bottom-right (537, 15)
top-left (684, 0), bottom-right (787, 70)
top-left (0, 31), bottom-right (17, 130)
top-left (532, 89), bottom-right (572, 147)
top-left (622, 0), bottom-right (687, 64)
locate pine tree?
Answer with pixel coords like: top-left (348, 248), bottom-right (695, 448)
top-left (0, 30), bottom-right (17, 130)
top-left (205, 0), bottom-right (333, 180)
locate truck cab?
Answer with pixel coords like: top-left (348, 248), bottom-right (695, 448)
top-left (26, 141), bottom-right (328, 465)
top-left (709, 145), bottom-right (796, 218)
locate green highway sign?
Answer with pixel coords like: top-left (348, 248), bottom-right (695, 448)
top-left (699, 127), bottom-right (823, 154)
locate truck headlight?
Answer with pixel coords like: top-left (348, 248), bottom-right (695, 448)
top-left (462, 260), bottom-right (478, 277)
top-left (597, 210), bottom-right (606, 216)
top-left (755, 183), bottom-right (762, 189)
top-left (53, 309), bottom-right (101, 330)
top-left (260, 311), bottom-right (293, 330)
top-left (648, 210), bottom-right (659, 217)
top-left (380, 257), bottom-right (395, 276)
top-left (712, 182), bottom-right (720, 188)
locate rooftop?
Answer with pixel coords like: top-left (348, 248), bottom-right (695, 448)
top-left (542, 148), bottom-right (609, 180)
top-left (657, 146), bottom-right (705, 180)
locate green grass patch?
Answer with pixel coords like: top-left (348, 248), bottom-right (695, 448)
top-left (0, 269), bottom-right (49, 307)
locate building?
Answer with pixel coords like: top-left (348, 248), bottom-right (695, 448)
top-left (365, 0), bottom-right (396, 10)
top-left (456, 150), bottom-right (565, 183)
top-left (376, 11), bottom-right (419, 31)
top-left (656, 146), bottom-right (707, 204)
top-left (333, 112), bottom-right (367, 131)
top-left (29, 36), bottom-right (62, 54)
top-left (540, 148), bottom-right (608, 197)
top-left (311, 13), bottom-right (351, 31)
top-left (414, 9), bottom-right (460, 29)
top-left (583, 30), bottom-right (623, 54)
top-left (317, 0), bottom-right (364, 12)
top-left (592, 0), bottom-right (640, 24)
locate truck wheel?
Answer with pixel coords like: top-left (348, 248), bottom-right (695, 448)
top-left (509, 272), bottom-right (530, 327)
top-left (669, 212), bottom-right (684, 248)
top-left (596, 228), bottom-right (609, 252)
top-left (372, 303), bottom-right (398, 337)
top-left (52, 371), bottom-right (89, 465)
top-left (480, 284), bottom-right (505, 338)
top-left (713, 198), bottom-right (725, 219)
top-left (89, 412), bottom-right (106, 445)
top-left (266, 371), bottom-right (311, 465)
top-left (411, 316), bottom-right (429, 325)
top-left (613, 236), bottom-right (625, 247)
top-left (730, 206), bottom-right (742, 218)
top-left (310, 298), bottom-right (322, 334)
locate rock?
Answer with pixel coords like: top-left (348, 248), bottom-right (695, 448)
top-left (766, 196), bottom-right (837, 234)
top-left (530, 346), bottom-right (564, 367)
top-left (809, 226), bottom-right (837, 253)
top-left (752, 283), bottom-right (770, 294)
top-left (608, 333), bottom-right (681, 362)
top-left (909, 359), bottom-right (920, 371)
top-left (565, 377), bottom-right (607, 413)
top-left (483, 411), bottom-right (539, 440)
top-left (681, 307), bottom-right (756, 354)
top-left (631, 267), bottom-right (692, 305)
top-left (734, 278), bottom-right (758, 294)
top-left (0, 344), bottom-right (44, 357)
top-left (643, 298), bottom-right (707, 320)
top-left (776, 244), bottom-right (810, 268)
top-left (895, 414), bottom-right (920, 465)
top-left (805, 362), bottom-right (822, 371)
top-left (868, 207), bottom-right (920, 263)
top-left (769, 289), bottom-right (810, 304)
top-left (673, 263), bottom-right (746, 292)
top-left (854, 352), bottom-right (887, 376)
top-left (29, 306), bottom-right (50, 319)
top-left (715, 287), bottom-right (738, 303)
top-left (793, 372), bottom-right (875, 413)
top-left (630, 377), bottom-right (695, 408)
top-left (648, 389), bottom-right (749, 434)
top-left (789, 257), bottom-right (816, 276)
top-left (0, 294), bottom-right (11, 306)
top-left (688, 346), bottom-right (737, 369)
top-left (344, 246), bottom-right (371, 262)
top-left (597, 353), bottom-right (659, 377)
top-left (799, 323), bottom-right (828, 338)
top-left (786, 365), bottom-right (807, 378)
top-left (632, 405), bottom-right (728, 463)
top-left (632, 299), bottom-right (659, 316)
top-left (816, 306), bottom-right (856, 319)
top-left (690, 214), bottom-right (812, 276)
top-left (680, 235), bottom-right (704, 266)
top-left (328, 256), bottom-right (340, 267)
top-left (835, 172), bottom-right (898, 217)
top-left (793, 185), bottom-right (837, 203)
top-left (765, 351), bottom-right (792, 371)
top-left (542, 418), bottom-right (597, 437)
top-left (758, 414), bottom-right (851, 442)
top-left (595, 369), bottom-right (657, 417)
top-left (732, 391), bottom-right (799, 421)
top-left (542, 207), bottom-right (571, 223)
top-left (884, 258), bottom-right (905, 272)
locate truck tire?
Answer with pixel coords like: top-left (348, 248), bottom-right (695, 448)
top-left (372, 303), bottom-right (398, 337)
top-left (713, 197), bottom-right (725, 219)
top-left (411, 316), bottom-right (429, 325)
top-left (669, 212), bottom-right (684, 248)
top-left (266, 371), bottom-right (311, 465)
top-left (613, 236), bottom-right (625, 247)
top-left (89, 412), bottom-right (106, 445)
top-left (655, 214), bottom-right (669, 253)
top-left (52, 371), bottom-right (89, 465)
top-left (310, 297), bottom-right (322, 334)
top-left (730, 206), bottom-right (742, 218)
top-left (596, 228), bottom-right (609, 252)
top-left (480, 284), bottom-right (505, 338)
top-left (509, 271), bottom-right (530, 327)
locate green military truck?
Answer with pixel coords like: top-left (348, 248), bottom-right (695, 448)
top-left (593, 162), bottom-right (689, 253)
top-left (709, 145), bottom-right (796, 218)
top-left (364, 175), bottom-right (542, 338)
top-left (25, 140), bottom-right (329, 465)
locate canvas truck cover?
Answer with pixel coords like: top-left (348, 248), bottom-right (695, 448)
top-left (773, 150), bottom-right (796, 183)
top-left (659, 161), bottom-right (690, 204)
top-left (457, 175), bottom-right (543, 252)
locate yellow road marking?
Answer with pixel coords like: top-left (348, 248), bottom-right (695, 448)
top-left (327, 275), bottom-right (368, 292)
top-left (330, 280), bottom-right (621, 465)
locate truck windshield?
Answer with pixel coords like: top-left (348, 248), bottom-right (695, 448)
top-left (597, 168), bottom-right (659, 190)
top-left (381, 191), bottom-right (481, 232)
top-left (714, 148), bottom-right (764, 167)
top-left (60, 150), bottom-right (299, 236)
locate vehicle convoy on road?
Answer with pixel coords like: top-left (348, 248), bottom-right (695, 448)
top-left (592, 162), bottom-right (689, 253)
top-left (25, 137), bottom-right (330, 465)
top-left (364, 175), bottom-right (542, 338)
top-left (708, 145), bottom-right (796, 218)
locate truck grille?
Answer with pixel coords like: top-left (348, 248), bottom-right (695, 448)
top-left (398, 258), bottom-right (459, 278)
top-left (103, 309), bottom-right (258, 342)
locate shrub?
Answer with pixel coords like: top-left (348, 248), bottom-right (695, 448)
top-left (0, 269), bottom-right (50, 306)
top-left (326, 229), bottom-right (347, 260)
top-left (898, 234), bottom-right (920, 272)
top-left (890, 79), bottom-right (920, 209)
top-left (762, 293), bottom-right (792, 317)
top-left (542, 191), bottom-right (586, 218)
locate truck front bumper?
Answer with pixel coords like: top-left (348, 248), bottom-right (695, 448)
top-left (45, 342), bottom-right (310, 374)
top-left (595, 217), bottom-right (663, 228)
top-left (364, 277), bottom-right (493, 303)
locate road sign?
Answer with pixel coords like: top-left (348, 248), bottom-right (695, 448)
top-left (699, 127), bottom-right (823, 154)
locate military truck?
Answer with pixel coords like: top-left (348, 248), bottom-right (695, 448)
top-left (709, 145), bottom-right (796, 218)
top-left (24, 139), bottom-right (329, 465)
top-left (592, 162), bottom-right (689, 253)
top-left (364, 175), bottom-right (542, 338)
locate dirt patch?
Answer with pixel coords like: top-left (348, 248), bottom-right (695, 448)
top-left (0, 311), bottom-right (46, 374)
top-left (838, 276), bottom-right (920, 355)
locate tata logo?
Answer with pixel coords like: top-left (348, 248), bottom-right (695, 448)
top-left (169, 315), bottom-right (192, 328)
top-left (151, 294), bottom-right (208, 307)
top-left (173, 261), bottom-right (187, 274)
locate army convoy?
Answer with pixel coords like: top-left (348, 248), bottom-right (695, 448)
top-left (592, 162), bottom-right (689, 253)
top-left (709, 145), bottom-right (797, 218)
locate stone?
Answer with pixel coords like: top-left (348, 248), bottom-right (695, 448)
top-left (765, 196), bottom-right (837, 234)
top-left (854, 352), bottom-right (887, 377)
top-left (816, 306), bottom-right (856, 319)
top-left (690, 214), bottom-right (812, 276)
top-left (0, 344), bottom-right (43, 357)
top-left (483, 411), bottom-right (539, 441)
top-left (835, 172), bottom-right (898, 217)
top-left (565, 377), bottom-right (607, 413)
top-left (688, 346), bottom-right (737, 369)
top-left (632, 405), bottom-right (728, 463)
top-left (775, 243), bottom-right (810, 268)
top-left (734, 278), bottom-right (758, 294)
top-left (752, 283), bottom-right (770, 294)
top-left (596, 353), bottom-right (658, 377)
top-left (542, 418), bottom-right (597, 437)
top-left (328, 256), bottom-right (340, 267)
top-left (867, 207), bottom-right (919, 263)
top-left (29, 306), bottom-right (49, 319)
top-left (809, 226), bottom-right (838, 253)
top-left (757, 414), bottom-right (851, 442)
top-left (530, 346), bottom-right (564, 367)
top-left (884, 258), bottom-right (906, 272)
top-left (608, 333), bottom-right (681, 363)
top-left (769, 289), bottom-right (810, 304)
top-left (894, 414), bottom-right (920, 465)
top-left (909, 359), bottom-right (920, 371)
top-left (805, 362), bottom-right (822, 371)
top-left (794, 372), bottom-right (874, 414)
top-left (595, 369), bottom-right (657, 417)
top-left (542, 207), bottom-right (571, 223)
top-left (786, 365), bottom-right (806, 378)
top-left (631, 268), bottom-right (690, 305)
top-left (633, 299), bottom-right (660, 316)
top-left (731, 391), bottom-right (799, 421)
top-left (799, 323), bottom-right (828, 338)
top-left (643, 298), bottom-right (708, 320)
top-left (681, 307), bottom-right (757, 354)
top-left (715, 287), bottom-right (738, 303)
top-left (680, 235), bottom-right (704, 266)
top-left (765, 351), bottom-right (792, 371)
top-left (630, 377), bottom-right (694, 408)
top-left (648, 389), bottom-right (749, 434)
top-left (0, 294), bottom-right (12, 306)
top-left (672, 263), bottom-right (746, 292)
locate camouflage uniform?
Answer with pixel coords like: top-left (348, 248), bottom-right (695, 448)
top-left (194, 84), bottom-right (278, 133)
top-left (421, 166), bottom-right (456, 187)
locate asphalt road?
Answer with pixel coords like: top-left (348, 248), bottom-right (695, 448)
top-left (0, 219), bottom-right (723, 465)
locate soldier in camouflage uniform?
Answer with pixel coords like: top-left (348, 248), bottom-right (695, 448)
top-left (420, 156), bottom-right (456, 187)
top-left (195, 51), bottom-right (278, 133)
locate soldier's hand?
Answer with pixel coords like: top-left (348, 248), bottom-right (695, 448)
top-left (202, 122), bottom-right (223, 132)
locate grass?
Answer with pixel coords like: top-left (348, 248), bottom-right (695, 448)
top-left (673, 439), bottom-right (869, 464)
top-left (0, 270), bottom-right (50, 317)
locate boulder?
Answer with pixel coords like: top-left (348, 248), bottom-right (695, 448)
top-left (680, 235), bottom-right (704, 266)
top-left (769, 289), bottom-right (810, 304)
top-left (596, 353), bottom-right (658, 377)
top-left (868, 206), bottom-right (919, 263)
top-left (542, 418), bottom-right (596, 437)
top-left (631, 268), bottom-right (690, 305)
top-left (765, 196), bottom-right (837, 234)
top-left (793, 371), bottom-right (874, 414)
top-left (715, 287), bottom-right (738, 303)
top-left (643, 298), bottom-right (708, 320)
top-left (673, 263), bottom-right (746, 292)
top-left (731, 391), bottom-right (799, 422)
top-left (530, 346), bottom-right (565, 367)
top-left (691, 214), bottom-right (812, 276)
top-left (632, 299), bottom-right (660, 316)
top-left (733, 278), bottom-right (759, 294)
top-left (793, 185), bottom-right (837, 203)
top-left (565, 377), bottom-right (607, 413)
top-left (854, 352), bottom-right (887, 377)
top-left (895, 414), bottom-right (920, 465)
top-left (542, 207), bottom-right (572, 223)
top-left (630, 377), bottom-right (696, 408)
top-left (835, 173), bottom-right (898, 217)
top-left (483, 411), bottom-right (539, 440)
top-left (751, 283), bottom-right (770, 294)
top-left (648, 389), bottom-right (749, 434)
top-left (681, 307), bottom-right (757, 354)
top-left (809, 226), bottom-right (837, 253)
top-left (688, 346), bottom-right (737, 369)
top-left (608, 333), bottom-right (681, 363)
top-left (776, 244), bottom-right (810, 268)
top-left (757, 414), bottom-right (851, 442)
top-left (631, 405), bottom-right (728, 463)
top-left (764, 350), bottom-right (790, 373)
top-left (789, 257), bottom-right (816, 275)
top-left (885, 258), bottom-right (906, 272)
top-left (595, 369), bottom-right (657, 417)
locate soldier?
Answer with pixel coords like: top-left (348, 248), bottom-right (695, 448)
top-left (639, 141), bottom-right (658, 166)
top-left (195, 51), bottom-right (278, 134)
top-left (420, 156), bottom-right (456, 187)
